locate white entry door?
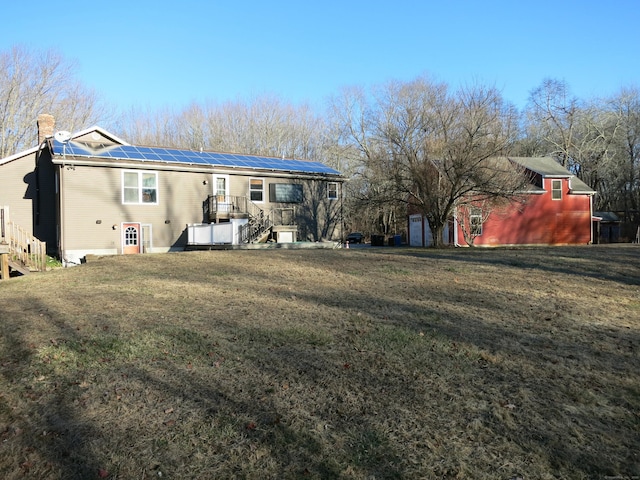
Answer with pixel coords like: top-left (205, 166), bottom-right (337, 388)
top-left (212, 174), bottom-right (230, 213)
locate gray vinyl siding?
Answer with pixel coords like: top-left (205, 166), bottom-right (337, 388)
top-left (297, 179), bottom-right (342, 241)
top-left (34, 152), bottom-right (59, 252)
top-left (2, 154), bottom-right (343, 256)
top-left (0, 154), bottom-right (37, 236)
top-left (230, 175), bottom-right (341, 241)
top-left (60, 166), bottom-right (209, 252)
top-left (0, 152), bottom-right (58, 253)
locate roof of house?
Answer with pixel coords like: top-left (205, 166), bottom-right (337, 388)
top-left (509, 156), bottom-right (595, 195)
top-left (509, 156), bottom-right (573, 176)
top-left (0, 144), bottom-right (40, 166)
top-left (568, 176), bottom-right (596, 194)
top-left (1, 126), bottom-right (128, 167)
top-left (49, 127), bottom-right (342, 176)
top-left (0, 124), bottom-right (341, 177)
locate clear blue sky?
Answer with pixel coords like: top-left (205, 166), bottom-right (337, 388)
top-left (2, 0), bottom-right (638, 113)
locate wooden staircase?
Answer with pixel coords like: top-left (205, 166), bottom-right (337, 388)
top-left (1, 207), bottom-right (47, 280)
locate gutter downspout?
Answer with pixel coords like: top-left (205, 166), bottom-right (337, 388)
top-left (58, 163), bottom-right (67, 266)
top-left (340, 181), bottom-right (344, 244)
top-left (589, 193), bottom-right (594, 245)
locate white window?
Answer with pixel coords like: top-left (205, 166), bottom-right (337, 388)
top-left (470, 208), bottom-right (483, 236)
top-left (551, 179), bottom-right (562, 200)
top-left (123, 171), bottom-right (158, 204)
top-left (328, 182), bottom-right (338, 200)
top-left (250, 178), bottom-right (264, 202)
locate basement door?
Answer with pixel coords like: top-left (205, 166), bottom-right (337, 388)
top-left (123, 222), bottom-right (141, 254)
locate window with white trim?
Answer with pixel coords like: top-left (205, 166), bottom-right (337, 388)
top-left (250, 178), bottom-right (264, 202)
top-left (123, 171), bottom-right (158, 204)
top-left (551, 179), bottom-right (562, 200)
top-left (328, 182), bottom-right (338, 200)
top-left (470, 208), bottom-right (483, 236)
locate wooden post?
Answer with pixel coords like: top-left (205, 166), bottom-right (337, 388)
top-left (0, 245), bottom-right (9, 280)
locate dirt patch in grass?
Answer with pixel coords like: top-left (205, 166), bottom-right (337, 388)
top-left (1, 245), bottom-right (639, 479)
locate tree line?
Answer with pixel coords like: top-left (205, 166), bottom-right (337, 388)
top-left (2, 46), bottom-right (639, 241)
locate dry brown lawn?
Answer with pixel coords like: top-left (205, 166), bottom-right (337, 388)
top-left (0, 245), bottom-right (639, 479)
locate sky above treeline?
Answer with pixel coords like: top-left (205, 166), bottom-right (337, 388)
top-left (2, 0), bottom-right (639, 112)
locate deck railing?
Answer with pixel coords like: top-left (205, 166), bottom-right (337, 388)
top-left (203, 196), bottom-right (297, 244)
top-left (0, 206), bottom-right (47, 274)
top-left (204, 195), bottom-right (250, 221)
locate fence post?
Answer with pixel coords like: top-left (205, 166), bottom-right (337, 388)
top-left (0, 246), bottom-right (8, 280)
top-left (1, 207), bottom-right (8, 279)
top-left (1, 255), bottom-right (8, 280)
top-left (40, 241), bottom-right (47, 272)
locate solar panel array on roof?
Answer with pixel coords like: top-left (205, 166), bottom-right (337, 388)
top-left (51, 139), bottom-right (342, 175)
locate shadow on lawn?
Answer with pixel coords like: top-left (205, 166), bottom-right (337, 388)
top-left (0, 298), bottom-right (108, 479)
top-left (370, 244), bottom-right (640, 286)
top-left (0, 297), bottom-right (405, 478)
top-left (255, 259), bottom-right (640, 477)
top-left (1, 246), bottom-right (639, 478)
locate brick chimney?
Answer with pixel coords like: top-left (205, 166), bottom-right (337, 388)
top-left (37, 114), bottom-right (55, 145)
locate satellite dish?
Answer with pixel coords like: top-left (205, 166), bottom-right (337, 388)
top-left (54, 131), bottom-right (72, 143)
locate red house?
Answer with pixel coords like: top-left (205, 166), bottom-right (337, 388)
top-left (408, 157), bottom-right (596, 247)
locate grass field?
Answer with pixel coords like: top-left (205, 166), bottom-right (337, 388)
top-left (0, 245), bottom-right (639, 479)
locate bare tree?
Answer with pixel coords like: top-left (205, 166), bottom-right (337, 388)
top-left (457, 201), bottom-right (490, 246)
top-left (333, 77), bottom-right (528, 246)
top-left (0, 45), bottom-right (110, 157)
top-left (524, 80), bottom-right (640, 217)
top-left (526, 78), bottom-right (581, 168)
top-left (327, 85), bottom-right (410, 237)
top-left (120, 95), bottom-right (331, 163)
top-left (608, 87), bottom-right (640, 222)
top-left (570, 101), bottom-right (622, 210)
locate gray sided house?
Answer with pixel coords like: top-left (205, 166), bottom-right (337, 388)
top-left (0, 116), bottom-right (344, 267)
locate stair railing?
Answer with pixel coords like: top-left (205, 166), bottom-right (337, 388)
top-left (203, 196), bottom-right (296, 244)
top-left (1, 207), bottom-right (47, 273)
top-left (8, 221), bottom-right (47, 272)
top-left (239, 208), bottom-right (274, 243)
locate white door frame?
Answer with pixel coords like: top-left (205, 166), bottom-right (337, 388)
top-left (212, 174), bottom-right (231, 213)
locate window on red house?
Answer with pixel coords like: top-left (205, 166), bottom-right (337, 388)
top-left (551, 179), bottom-right (562, 200)
top-left (470, 208), bottom-right (483, 236)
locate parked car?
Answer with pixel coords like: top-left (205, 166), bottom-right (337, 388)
top-left (346, 232), bottom-right (365, 244)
